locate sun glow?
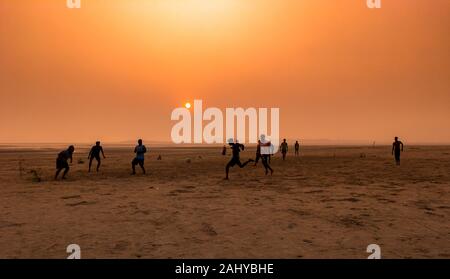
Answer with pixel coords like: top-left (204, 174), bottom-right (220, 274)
top-left (121, 0), bottom-right (242, 27)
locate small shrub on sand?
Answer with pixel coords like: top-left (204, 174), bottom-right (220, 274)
top-left (29, 170), bottom-right (41, 183)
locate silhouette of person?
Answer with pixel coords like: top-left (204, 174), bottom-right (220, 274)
top-left (280, 139), bottom-right (288, 160)
top-left (55, 145), bottom-right (75, 180)
top-left (259, 135), bottom-right (274, 175)
top-left (294, 141), bottom-right (300, 156)
top-left (254, 140), bottom-right (262, 166)
top-left (132, 139), bottom-right (147, 175)
top-left (88, 141), bottom-right (105, 172)
top-left (222, 145), bottom-right (227, 156)
top-left (392, 137), bottom-right (404, 165)
top-left (225, 139), bottom-right (254, 180)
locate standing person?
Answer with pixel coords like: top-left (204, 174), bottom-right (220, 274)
top-left (132, 139), bottom-right (147, 175)
top-left (280, 139), bottom-right (288, 161)
top-left (259, 135), bottom-right (274, 176)
top-left (55, 145), bottom-right (75, 180)
top-left (222, 145), bottom-right (227, 156)
top-left (294, 141), bottom-right (300, 156)
top-left (254, 140), bottom-right (262, 166)
top-left (225, 139), bottom-right (254, 180)
top-left (392, 137), bottom-right (404, 165)
top-left (88, 141), bottom-right (106, 172)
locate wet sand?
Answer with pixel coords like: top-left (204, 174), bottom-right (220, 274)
top-left (0, 145), bottom-right (449, 258)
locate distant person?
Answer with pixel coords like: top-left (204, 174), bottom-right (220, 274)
top-left (254, 140), bottom-right (262, 166)
top-left (280, 139), bottom-right (288, 160)
top-left (222, 145), bottom-right (227, 156)
top-left (132, 139), bottom-right (147, 175)
top-left (88, 141), bottom-right (105, 172)
top-left (260, 135), bottom-right (274, 176)
top-left (294, 141), bottom-right (300, 156)
top-left (392, 137), bottom-right (404, 165)
top-left (55, 145), bottom-right (75, 180)
top-left (225, 139), bottom-right (254, 180)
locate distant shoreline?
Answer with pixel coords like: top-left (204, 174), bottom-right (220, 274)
top-left (1, 143), bottom-right (450, 150)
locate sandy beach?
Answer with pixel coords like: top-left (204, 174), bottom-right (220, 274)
top-left (0, 145), bottom-right (449, 259)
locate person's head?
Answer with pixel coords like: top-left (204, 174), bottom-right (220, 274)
top-left (137, 139), bottom-right (143, 145)
top-left (68, 145), bottom-right (75, 153)
top-left (395, 137), bottom-right (398, 141)
top-left (283, 139), bottom-right (286, 143)
top-left (296, 141), bottom-right (298, 143)
top-left (258, 140), bottom-right (261, 143)
top-left (96, 141), bottom-right (100, 146)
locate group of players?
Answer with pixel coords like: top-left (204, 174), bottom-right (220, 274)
top-left (54, 139), bottom-right (147, 180)
top-left (54, 136), bottom-right (405, 180)
top-left (223, 136), bottom-right (301, 180)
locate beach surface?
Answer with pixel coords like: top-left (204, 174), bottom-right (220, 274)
top-left (0, 145), bottom-right (449, 259)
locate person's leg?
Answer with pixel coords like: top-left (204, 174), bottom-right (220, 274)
top-left (237, 156), bottom-right (254, 168)
top-left (55, 168), bottom-right (62, 180)
top-left (96, 157), bottom-right (101, 172)
top-left (131, 159), bottom-right (137, 174)
top-left (139, 161), bottom-right (146, 174)
top-left (239, 158), bottom-right (254, 168)
top-left (263, 155), bottom-right (273, 175)
top-left (225, 160), bottom-right (234, 179)
top-left (89, 157), bottom-right (94, 172)
top-left (62, 165), bottom-right (70, 179)
top-left (395, 153), bottom-right (401, 165)
top-left (261, 156), bottom-right (269, 174)
top-left (254, 154), bottom-right (260, 166)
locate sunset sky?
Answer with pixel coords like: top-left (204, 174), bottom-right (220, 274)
top-left (0, 0), bottom-right (449, 144)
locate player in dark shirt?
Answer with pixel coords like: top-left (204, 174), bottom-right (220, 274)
top-left (280, 139), bottom-right (288, 161)
top-left (225, 139), bottom-right (254, 180)
top-left (254, 140), bottom-right (262, 166)
top-left (392, 137), bottom-right (404, 165)
top-left (55, 145), bottom-right (75, 180)
top-left (294, 141), bottom-right (300, 156)
top-left (88, 141), bottom-right (106, 172)
top-left (132, 139), bottom-right (147, 175)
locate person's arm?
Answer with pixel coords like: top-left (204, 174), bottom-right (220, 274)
top-left (400, 142), bottom-right (404, 151)
top-left (392, 143), bottom-right (394, 155)
top-left (88, 147), bottom-right (92, 159)
top-left (70, 153), bottom-right (73, 164)
top-left (101, 147), bottom-right (106, 158)
top-left (260, 141), bottom-right (271, 147)
top-left (134, 147), bottom-right (137, 154)
top-left (143, 146), bottom-right (147, 153)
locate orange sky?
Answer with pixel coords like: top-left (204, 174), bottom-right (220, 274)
top-left (0, 0), bottom-right (449, 144)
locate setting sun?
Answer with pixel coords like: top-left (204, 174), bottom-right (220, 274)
top-left (185, 102), bottom-right (192, 109)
